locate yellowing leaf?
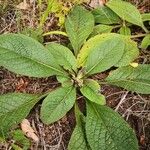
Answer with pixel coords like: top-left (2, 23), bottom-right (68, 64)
top-left (130, 63), bottom-right (138, 68)
top-left (77, 33), bottom-right (119, 67)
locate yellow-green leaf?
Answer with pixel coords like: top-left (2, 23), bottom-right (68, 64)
top-left (106, 0), bottom-right (143, 27)
top-left (142, 13), bottom-right (150, 22)
top-left (115, 36), bottom-right (139, 67)
top-left (77, 33), bottom-right (120, 67)
top-left (141, 34), bottom-right (150, 49)
top-left (77, 33), bottom-right (125, 76)
top-left (119, 26), bottom-right (131, 35)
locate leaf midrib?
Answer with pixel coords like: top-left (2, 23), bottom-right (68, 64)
top-left (1, 47), bottom-right (65, 76)
top-left (0, 96), bottom-right (39, 132)
top-left (89, 103), bottom-right (119, 149)
top-left (106, 79), bottom-right (150, 87)
top-left (46, 86), bottom-right (75, 122)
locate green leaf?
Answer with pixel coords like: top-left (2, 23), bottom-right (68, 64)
top-left (21, 27), bottom-right (43, 43)
top-left (90, 25), bottom-right (113, 37)
top-left (106, 0), bottom-right (143, 27)
top-left (142, 13), bottom-right (150, 22)
top-left (12, 130), bottom-right (30, 150)
top-left (46, 43), bottom-right (77, 72)
top-left (56, 75), bottom-right (73, 87)
top-left (65, 6), bottom-right (94, 56)
top-left (92, 6), bottom-right (120, 24)
top-left (0, 34), bottom-right (66, 77)
top-left (119, 26), bottom-right (131, 35)
top-left (86, 102), bottom-right (138, 150)
top-left (77, 33), bottom-right (122, 68)
top-left (78, 33), bottom-right (139, 69)
top-left (41, 86), bottom-right (76, 124)
top-left (79, 33), bottom-right (125, 75)
top-left (80, 79), bottom-right (105, 105)
top-left (115, 36), bottom-right (139, 67)
top-left (141, 34), bottom-right (150, 49)
top-left (68, 104), bottom-right (90, 150)
top-left (12, 144), bottom-right (23, 150)
top-left (0, 93), bottom-right (39, 137)
top-left (106, 65), bottom-right (150, 94)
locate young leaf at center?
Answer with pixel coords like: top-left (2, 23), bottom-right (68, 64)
top-left (80, 79), bottom-right (106, 105)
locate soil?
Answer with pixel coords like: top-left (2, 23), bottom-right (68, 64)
top-left (0, 0), bottom-right (150, 150)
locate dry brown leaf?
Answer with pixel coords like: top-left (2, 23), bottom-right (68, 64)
top-left (16, 0), bottom-right (29, 10)
top-left (30, 0), bottom-right (35, 3)
top-left (21, 119), bottom-right (39, 142)
top-left (89, 0), bottom-right (106, 8)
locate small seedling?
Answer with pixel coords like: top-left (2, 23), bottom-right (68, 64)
top-left (0, 1), bottom-right (150, 149)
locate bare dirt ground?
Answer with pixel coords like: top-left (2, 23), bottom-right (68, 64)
top-left (0, 0), bottom-right (150, 150)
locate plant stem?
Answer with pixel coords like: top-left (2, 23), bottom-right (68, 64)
top-left (131, 33), bottom-right (147, 38)
top-left (43, 31), bottom-right (68, 37)
top-left (98, 81), bottom-right (108, 85)
top-left (112, 24), bottom-right (122, 29)
top-left (142, 25), bottom-right (149, 33)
